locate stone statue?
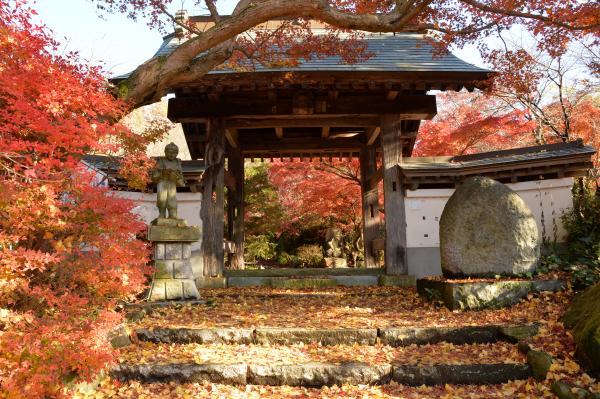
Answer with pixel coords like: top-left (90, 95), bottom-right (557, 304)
top-left (152, 142), bottom-right (185, 223)
top-left (325, 227), bottom-right (343, 258)
top-left (324, 227), bottom-right (347, 268)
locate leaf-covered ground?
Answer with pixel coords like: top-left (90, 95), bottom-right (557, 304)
top-left (118, 341), bottom-right (524, 366)
top-left (132, 286), bottom-right (570, 329)
top-left (71, 286), bottom-right (600, 398)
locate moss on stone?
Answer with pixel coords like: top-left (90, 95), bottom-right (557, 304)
top-left (270, 278), bottom-right (337, 289)
top-left (563, 282), bottom-right (600, 377)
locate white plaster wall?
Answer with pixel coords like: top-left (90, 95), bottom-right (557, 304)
top-left (405, 177), bottom-right (574, 248)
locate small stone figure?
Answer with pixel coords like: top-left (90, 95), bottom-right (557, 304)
top-left (152, 142), bottom-right (185, 223)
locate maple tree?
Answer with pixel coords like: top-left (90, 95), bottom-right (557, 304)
top-left (413, 91), bottom-right (536, 156)
top-left (268, 160), bottom-right (362, 233)
top-left (0, 2), bottom-right (161, 397)
top-left (84, 0), bottom-right (599, 109)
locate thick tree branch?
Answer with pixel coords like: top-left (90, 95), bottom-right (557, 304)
top-left (460, 0), bottom-right (600, 31)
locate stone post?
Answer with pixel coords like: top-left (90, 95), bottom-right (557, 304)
top-left (147, 224), bottom-right (202, 301)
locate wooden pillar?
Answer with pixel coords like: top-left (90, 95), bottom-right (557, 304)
top-left (380, 114), bottom-right (408, 275)
top-left (359, 146), bottom-right (380, 268)
top-left (227, 146), bottom-right (245, 270)
top-left (200, 118), bottom-right (225, 277)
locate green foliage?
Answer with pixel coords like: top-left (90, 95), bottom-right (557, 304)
top-left (296, 244), bottom-right (325, 268)
top-left (245, 163), bottom-right (285, 237)
top-left (277, 252), bottom-right (298, 266)
top-left (561, 180), bottom-right (600, 289)
top-left (244, 234), bottom-right (277, 263)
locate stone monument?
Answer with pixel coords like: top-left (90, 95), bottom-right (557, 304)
top-left (439, 176), bottom-right (540, 277)
top-left (147, 143), bottom-right (201, 301)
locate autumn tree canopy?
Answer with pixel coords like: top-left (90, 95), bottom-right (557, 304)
top-left (90, 0), bottom-right (599, 109)
top-left (0, 2), bottom-right (162, 396)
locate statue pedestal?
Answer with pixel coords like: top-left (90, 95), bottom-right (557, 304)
top-left (147, 224), bottom-right (202, 302)
top-left (325, 257), bottom-right (348, 268)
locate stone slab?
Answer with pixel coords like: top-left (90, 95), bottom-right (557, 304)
top-left (136, 328), bottom-right (254, 344)
top-left (380, 326), bottom-right (503, 346)
top-left (270, 278), bottom-right (337, 289)
top-left (111, 363), bottom-right (247, 384)
top-left (247, 362), bottom-right (392, 387)
top-left (254, 328), bottom-right (378, 346)
top-left (392, 363), bottom-right (532, 385)
top-left (148, 225), bottom-right (201, 242)
top-left (417, 278), bottom-right (565, 310)
top-left (331, 275), bottom-right (379, 287)
top-left (114, 362), bottom-right (531, 387)
top-left (196, 277), bottom-right (228, 289)
top-left (164, 243), bottom-right (183, 260)
top-left (224, 268), bottom-right (386, 278)
top-left (227, 276), bottom-right (272, 287)
top-left (379, 275), bottom-right (417, 287)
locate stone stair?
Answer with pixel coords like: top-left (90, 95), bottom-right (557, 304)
top-left (197, 267), bottom-right (416, 288)
top-left (111, 323), bottom-right (539, 388)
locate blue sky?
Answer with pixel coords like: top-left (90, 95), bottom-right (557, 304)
top-left (32, 0), bottom-right (484, 77)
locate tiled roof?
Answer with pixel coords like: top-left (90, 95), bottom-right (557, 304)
top-left (114, 32), bottom-right (490, 80)
top-left (402, 140), bottom-right (596, 171)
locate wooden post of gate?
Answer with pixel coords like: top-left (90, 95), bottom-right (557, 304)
top-left (380, 114), bottom-right (408, 275)
top-left (228, 146), bottom-right (245, 270)
top-left (359, 145), bottom-right (380, 268)
top-left (200, 117), bottom-right (225, 277)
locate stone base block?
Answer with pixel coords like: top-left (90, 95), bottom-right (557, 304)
top-left (149, 279), bottom-right (200, 301)
top-left (325, 257), bottom-right (348, 268)
top-left (379, 275), bottom-right (416, 287)
top-left (148, 225), bottom-right (201, 242)
top-left (196, 277), bottom-right (228, 289)
top-left (417, 277), bottom-right (565, 310)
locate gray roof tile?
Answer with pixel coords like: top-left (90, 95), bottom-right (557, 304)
top-left (114, 32), bottom-right (490, 80)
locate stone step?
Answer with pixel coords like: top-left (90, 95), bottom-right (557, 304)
top-left (224, 268), bottom-right (386, 277)
top-left (135, 324), bottom-right (538, 346)
top-left (111, 362), bottom-right (532, 387)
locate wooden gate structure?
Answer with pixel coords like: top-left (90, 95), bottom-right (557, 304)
top-left (117, 17), bottom-right (595, 278)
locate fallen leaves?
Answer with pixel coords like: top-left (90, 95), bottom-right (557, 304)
top-left (117, 341), bottom-right (525, 366)
top-left (132, 287), bottom-right (573, 330)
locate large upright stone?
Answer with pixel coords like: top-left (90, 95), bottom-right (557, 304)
top-left (440, 176), bottom-right (539, 277)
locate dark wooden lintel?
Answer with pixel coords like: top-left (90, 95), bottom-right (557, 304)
top-left (168, 95), bottom-right (437, 121)
top-left (227, 116), bottom-right (380, 129)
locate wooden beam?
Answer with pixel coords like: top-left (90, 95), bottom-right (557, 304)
top-left (321, 126), bottom-right (330, 139)
top-left (239, 137), bottom-right (366, 152)
top-left (386, 91), bottom-right (399, 100)
top-left (380, 114), bottom-right (408, 275)
top-left (224, 128), bottom-right (239, 148)
top-left (275, 127), bottom-right (283, 139)
top-left (168, 95), bottom-right (437, 121)
top-left (227, 116), bottom-right (380, 129)
top-left (367, 166), bottom-right (383, 188)
top-left (360, 146), bottom-right (380, 268)
top-left (366, 127), bottom-right (381, 146)
top-left (224, 170), bottom-right (236, 193)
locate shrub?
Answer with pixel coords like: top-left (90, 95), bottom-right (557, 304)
top-left (561, 180), bottom-right (600, 288)
top-left (277, 251), bottom-right (298, 266)
top-left (245, 235), bottom-right (277, 263)
top-left (296, 244), bottom-right (325, 268)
